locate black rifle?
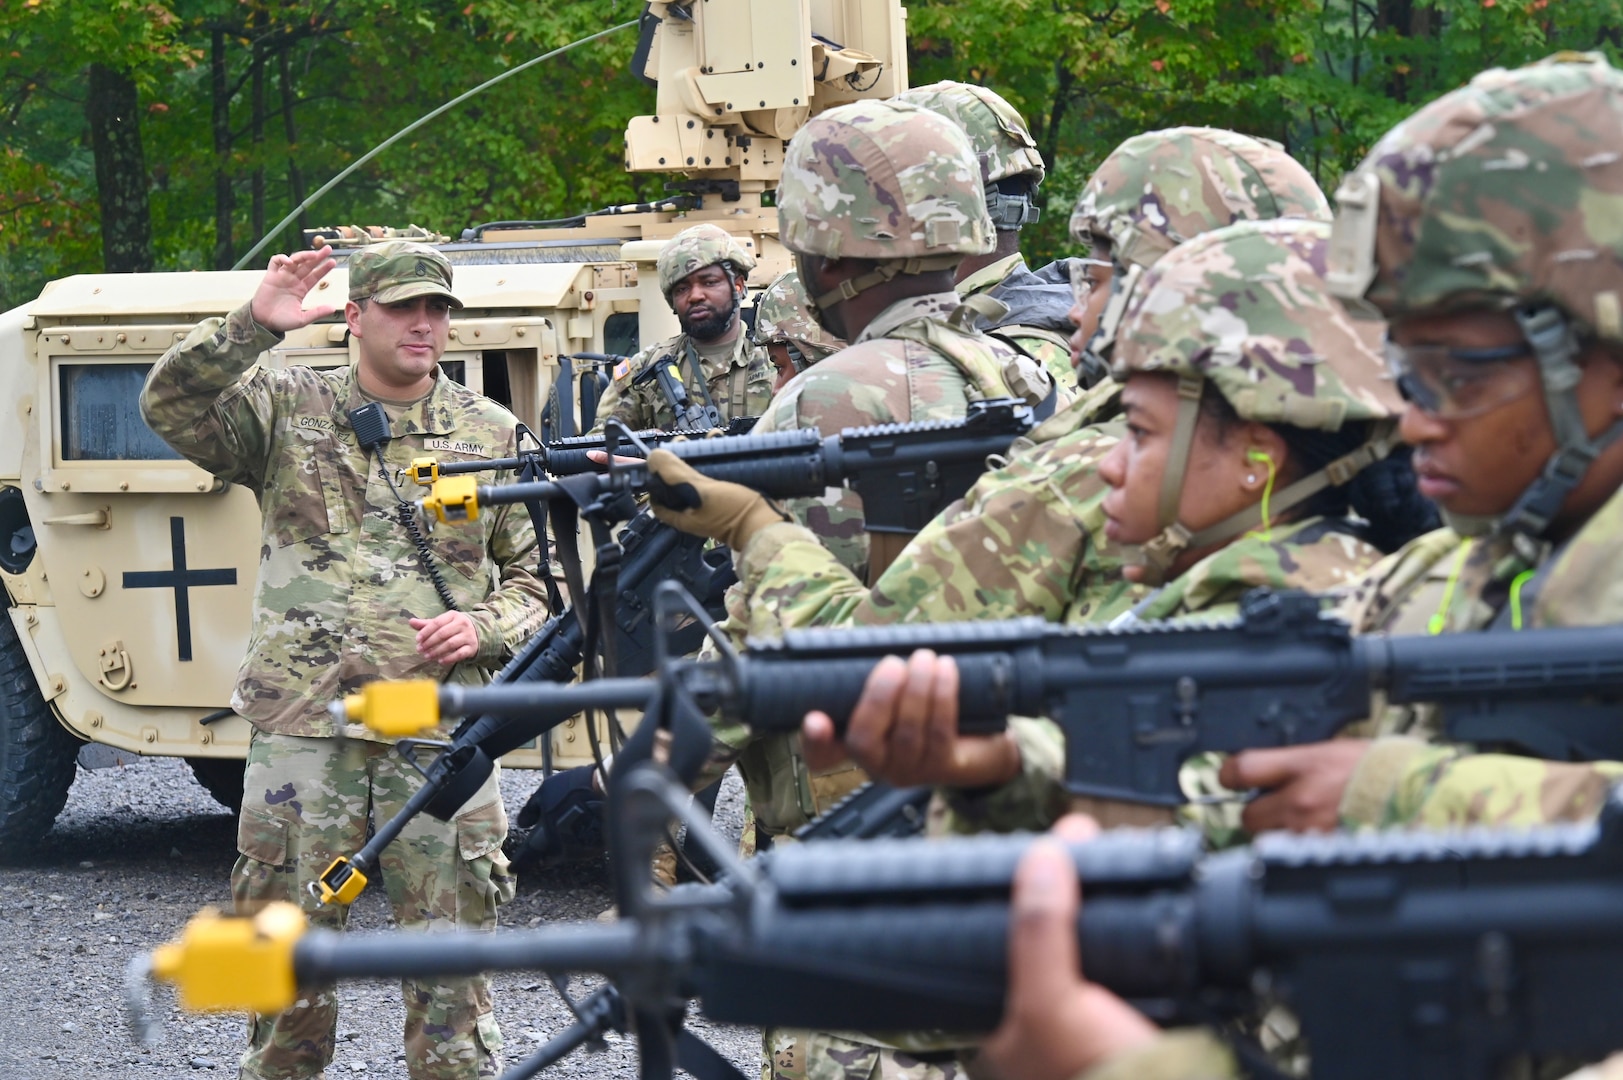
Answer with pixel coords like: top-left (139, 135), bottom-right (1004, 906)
top-left (313, 512), bottom-right (734, 905)
top-left (409, 415), bottom-right (759, 482)
top-left (383, 585), bottom-right (1623, 807)
top-left (154, 764), bottom-right (1623, 1080)
top-left (793, 781), bottom-right (932, 842)
top-left (429, 398), bottom-right (1036, 536)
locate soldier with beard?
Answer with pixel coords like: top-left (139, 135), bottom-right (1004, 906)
top-left (588, 223), bottom-right (776, 433)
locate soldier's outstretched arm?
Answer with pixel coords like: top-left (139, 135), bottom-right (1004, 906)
top-left (138, 246), bottom-right (339, 486)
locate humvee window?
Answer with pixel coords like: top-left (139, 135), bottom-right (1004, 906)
top-left (440, 360), bottom-right (467, 386)
top-left (604, 312), bottom-right (639, 359)
top-left (58, 363), bottom-right (183, 462)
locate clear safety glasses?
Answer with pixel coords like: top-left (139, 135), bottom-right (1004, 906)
top-left (1384, 339), bottom-right (1539, 419)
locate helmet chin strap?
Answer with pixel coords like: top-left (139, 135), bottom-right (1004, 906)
top-left (1124, 374), bottom-right (1401, 586)
top-left (1481, 304), bottom-right (1623, 542)
top-left (807, 254), bottom-right (965, 314)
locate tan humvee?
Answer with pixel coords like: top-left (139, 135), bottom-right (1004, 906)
top-left (0, 0), bottom-right (906, 852)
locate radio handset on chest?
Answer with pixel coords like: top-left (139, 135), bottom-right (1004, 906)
top-left (347, 402), bottom-right (459, 613)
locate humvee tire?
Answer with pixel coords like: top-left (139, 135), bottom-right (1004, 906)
top-left (0, 607), bottom-right (79, 857)
top-left (187, 757), bottom-right (245, 814)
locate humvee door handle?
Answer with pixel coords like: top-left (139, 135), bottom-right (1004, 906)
top-left (43, 509), bottom-right (110, 529)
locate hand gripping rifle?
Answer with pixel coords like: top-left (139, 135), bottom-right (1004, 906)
top-left (135, 760), bottom-right (1623, 1080)
top-left (415, 397), bottom-right (1036, 537)
top-left (334, 585), bottom-right (1623, 811)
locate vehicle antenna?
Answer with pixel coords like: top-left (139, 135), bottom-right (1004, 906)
top-left (234, 19), bottom-right (638, 270)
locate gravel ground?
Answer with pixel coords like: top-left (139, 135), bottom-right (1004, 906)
top-left (0, 756), bottom-right (758, 1080)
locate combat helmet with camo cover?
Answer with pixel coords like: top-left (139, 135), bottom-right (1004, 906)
top-left (1327, 52), bottom-right (1623, 542)
top-left (1071, 127), bottom-right (1332, 380)
top-left (656, 222), bottom-right (757, 300)
top-left (1107, 218), bottom-right (1402, 583)
top-left (893, 80), bottom-right (1045, 230)
top-left (777, 98), bottom-right (994, 315)
top-left (754, 270), bottom-right (843, 372)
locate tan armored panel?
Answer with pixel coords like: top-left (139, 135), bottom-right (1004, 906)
top-left (626, 0), bottom-right (906, 184)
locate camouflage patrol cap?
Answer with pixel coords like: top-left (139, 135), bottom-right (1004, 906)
top-left (1110, 219), bottom-right (1399, 584)
top-left (1327, 53), bottom-right (1623, 338)
top-left (347, 240), bottom-right (462, 309)
top-left (656, 223), bottom-right (757, 299)
top-left (1070, 128), bottom-right (1331, 272)
top-left (777, 99), bottom-right (995, 262)
top-left (1113, 219), bottom-right (1398, 428)
top-left (893, 80), bottom-right (1046, 189)
top-left (753, 270), bottom-right (843, 363)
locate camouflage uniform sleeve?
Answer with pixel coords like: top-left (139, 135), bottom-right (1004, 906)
top-left (734, 420), bottom-right (1121, 636)
top-left (937, 716), bottom-right (1070, 834)
top-left (138, 302), bottom-right (284, 488)
top-left (1339, 736), bottom-right (1623, 829)
top-left (1073, 1029), bottom-right (1238, 1080)
top-left (465, 457), bottom-right (552, 664)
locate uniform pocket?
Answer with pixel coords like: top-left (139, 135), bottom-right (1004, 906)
top-left (269, 439), bottom-right (346, 547)
top-left (455, 798), bottom-right (514, 926)
top-left (236, 805), bottom-right (290, 866)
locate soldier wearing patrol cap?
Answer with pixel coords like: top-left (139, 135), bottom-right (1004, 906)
top-left (140, 239), bottom-right (550, 1080)
top-left (895, 80), bottom-right (1083, 396)
top-left (588, 222), bottom-right (776, 433)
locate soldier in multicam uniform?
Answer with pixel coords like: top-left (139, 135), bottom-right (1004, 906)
top-left (1210, 52), bottom-right (1623, 840)
top-left (754, 269), bottom-right (844, 391)
top-left (894, 80), bottom-right (1082, 397)
top-left (588, 222), bottom-right (775, 432)
top-left (638, 95), bottom-right (1053, 1080)
top-left (647, 216), bottom-right (1422, 1080)
top-left (140, 241), bottom-right (550, 1080)
top-left (990, 55), bottom-right (1623, 1080)
top-left (712, 127), bottom-right (1346, 652)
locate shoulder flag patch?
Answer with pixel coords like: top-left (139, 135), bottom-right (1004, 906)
top-left (613, 359), bottom-right (632, 382)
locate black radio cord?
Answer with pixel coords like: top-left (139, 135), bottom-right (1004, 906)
top-left (375, 448), bottom-right (460, 613)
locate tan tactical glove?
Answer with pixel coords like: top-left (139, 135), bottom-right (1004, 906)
top-left (646, 448), bottom-right (790, 550)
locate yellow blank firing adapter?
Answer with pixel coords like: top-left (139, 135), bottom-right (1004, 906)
top-left (335, 679), bottom-right (442, 738)
top-left (421, 475), bottom-right (480, 524)
top-left (149, 902), bottom-right (306, 1014)
top-left (315, 856), bottom-right (369, 906)
top-left (409, 456), bottom-right (441, 486)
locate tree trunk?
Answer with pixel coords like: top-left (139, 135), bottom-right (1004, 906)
top-left (251, 41), bottom-right (266, 244)
top-left (212, 29), bottom-right (235, 270)
top-left (85, 64), bottom-right (153, 274)
top-left (279, 47), bottom-right (307, 245)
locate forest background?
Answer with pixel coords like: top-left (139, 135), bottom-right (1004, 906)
top-left (1, 0), bottom-right (1619, 311)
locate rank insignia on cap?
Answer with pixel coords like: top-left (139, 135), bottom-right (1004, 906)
top-left (613, 359), bottom-right (632, 381)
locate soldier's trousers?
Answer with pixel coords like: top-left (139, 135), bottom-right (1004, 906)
top-left (766, 1030), bottom-right (972, 1080)
top-left (232, 731), bottom-right (514, 1080)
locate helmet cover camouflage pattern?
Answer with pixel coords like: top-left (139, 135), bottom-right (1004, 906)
top-left (656, 223), bottom-right (757, 298)
top-left (348, 240), bottom-right (463, 308)
top-left (777, 99), bottom-right (995, 261)
top-left (1326, 52), bottom-right (1623, 343)
top-left (892, 80), bottom-right (1046, 188)
top-left (753, 270), bottom-right (843, 362)
top-left (1112, 218), bottom-right (1398, 429)
top-left (1070, 127), bottom-right (1331, 273)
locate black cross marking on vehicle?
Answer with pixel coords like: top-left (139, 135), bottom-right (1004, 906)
top-left (122, 516), bottom-right (237, 661)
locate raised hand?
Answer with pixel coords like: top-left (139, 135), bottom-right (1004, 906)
top-left (250, 245), bottom-right (338, 333)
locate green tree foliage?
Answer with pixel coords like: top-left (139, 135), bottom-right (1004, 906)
top-left (1, 0), bottom-right (1619, 308)
top-left (906, 0), bottom-right (1623, 262)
